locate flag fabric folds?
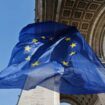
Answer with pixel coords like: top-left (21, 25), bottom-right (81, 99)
top-left (0, 21), bottom-right (105, 94)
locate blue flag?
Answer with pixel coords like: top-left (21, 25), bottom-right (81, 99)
top-left (0, 21), bottom-right (105, 94)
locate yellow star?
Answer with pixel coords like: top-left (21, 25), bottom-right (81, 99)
top-left (70, 43), bottom-right (76, 48)
top-left (32, 38), bottom-right (38, 43)
top-left (62, 61), bottom-right (69, 66)
top-left (69, 52), bottom-right (76, 56)
top-left (24, 46), bottom-right (31, 52)
top-left (25, 56), bottom-right (31, 61)
top-left (65, 37), bottom-right (71, 41)
top-left (41, 36), bottom-right (46, 39)
top-left (32, 61), bottom-right (40, 67)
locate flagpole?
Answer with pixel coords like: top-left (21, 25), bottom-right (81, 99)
top-left (16, 93), bottom-right (22, 105)
top-left (16, 1), bottom-right (37, 105)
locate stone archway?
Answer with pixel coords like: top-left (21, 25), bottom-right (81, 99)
top-left (60, 94), bottom-right (98, 105)
top-left (89, 6), bottom-right (105, 61)
top-left (36, 0), bottom-right (105, 105)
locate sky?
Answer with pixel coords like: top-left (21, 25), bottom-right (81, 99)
top-left (0, 0), bottom-right (34, 105)
top-left (61, 103), bottom-right (71, 105)
top-left (0, 1), bottom-right (70, 105)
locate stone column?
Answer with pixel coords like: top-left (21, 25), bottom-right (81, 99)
top-left (18, 76), bottom-right (60, 105)
top-left (18, 86), bottom-right (60, 105)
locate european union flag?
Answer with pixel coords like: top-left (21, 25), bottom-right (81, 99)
top-left (0, 21), bottom-right (105, 94)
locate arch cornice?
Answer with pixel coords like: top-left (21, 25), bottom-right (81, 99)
top-left (89, 4), bottom-right (105, 46)
top-left (89, 7), bottom-right (105, 59)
